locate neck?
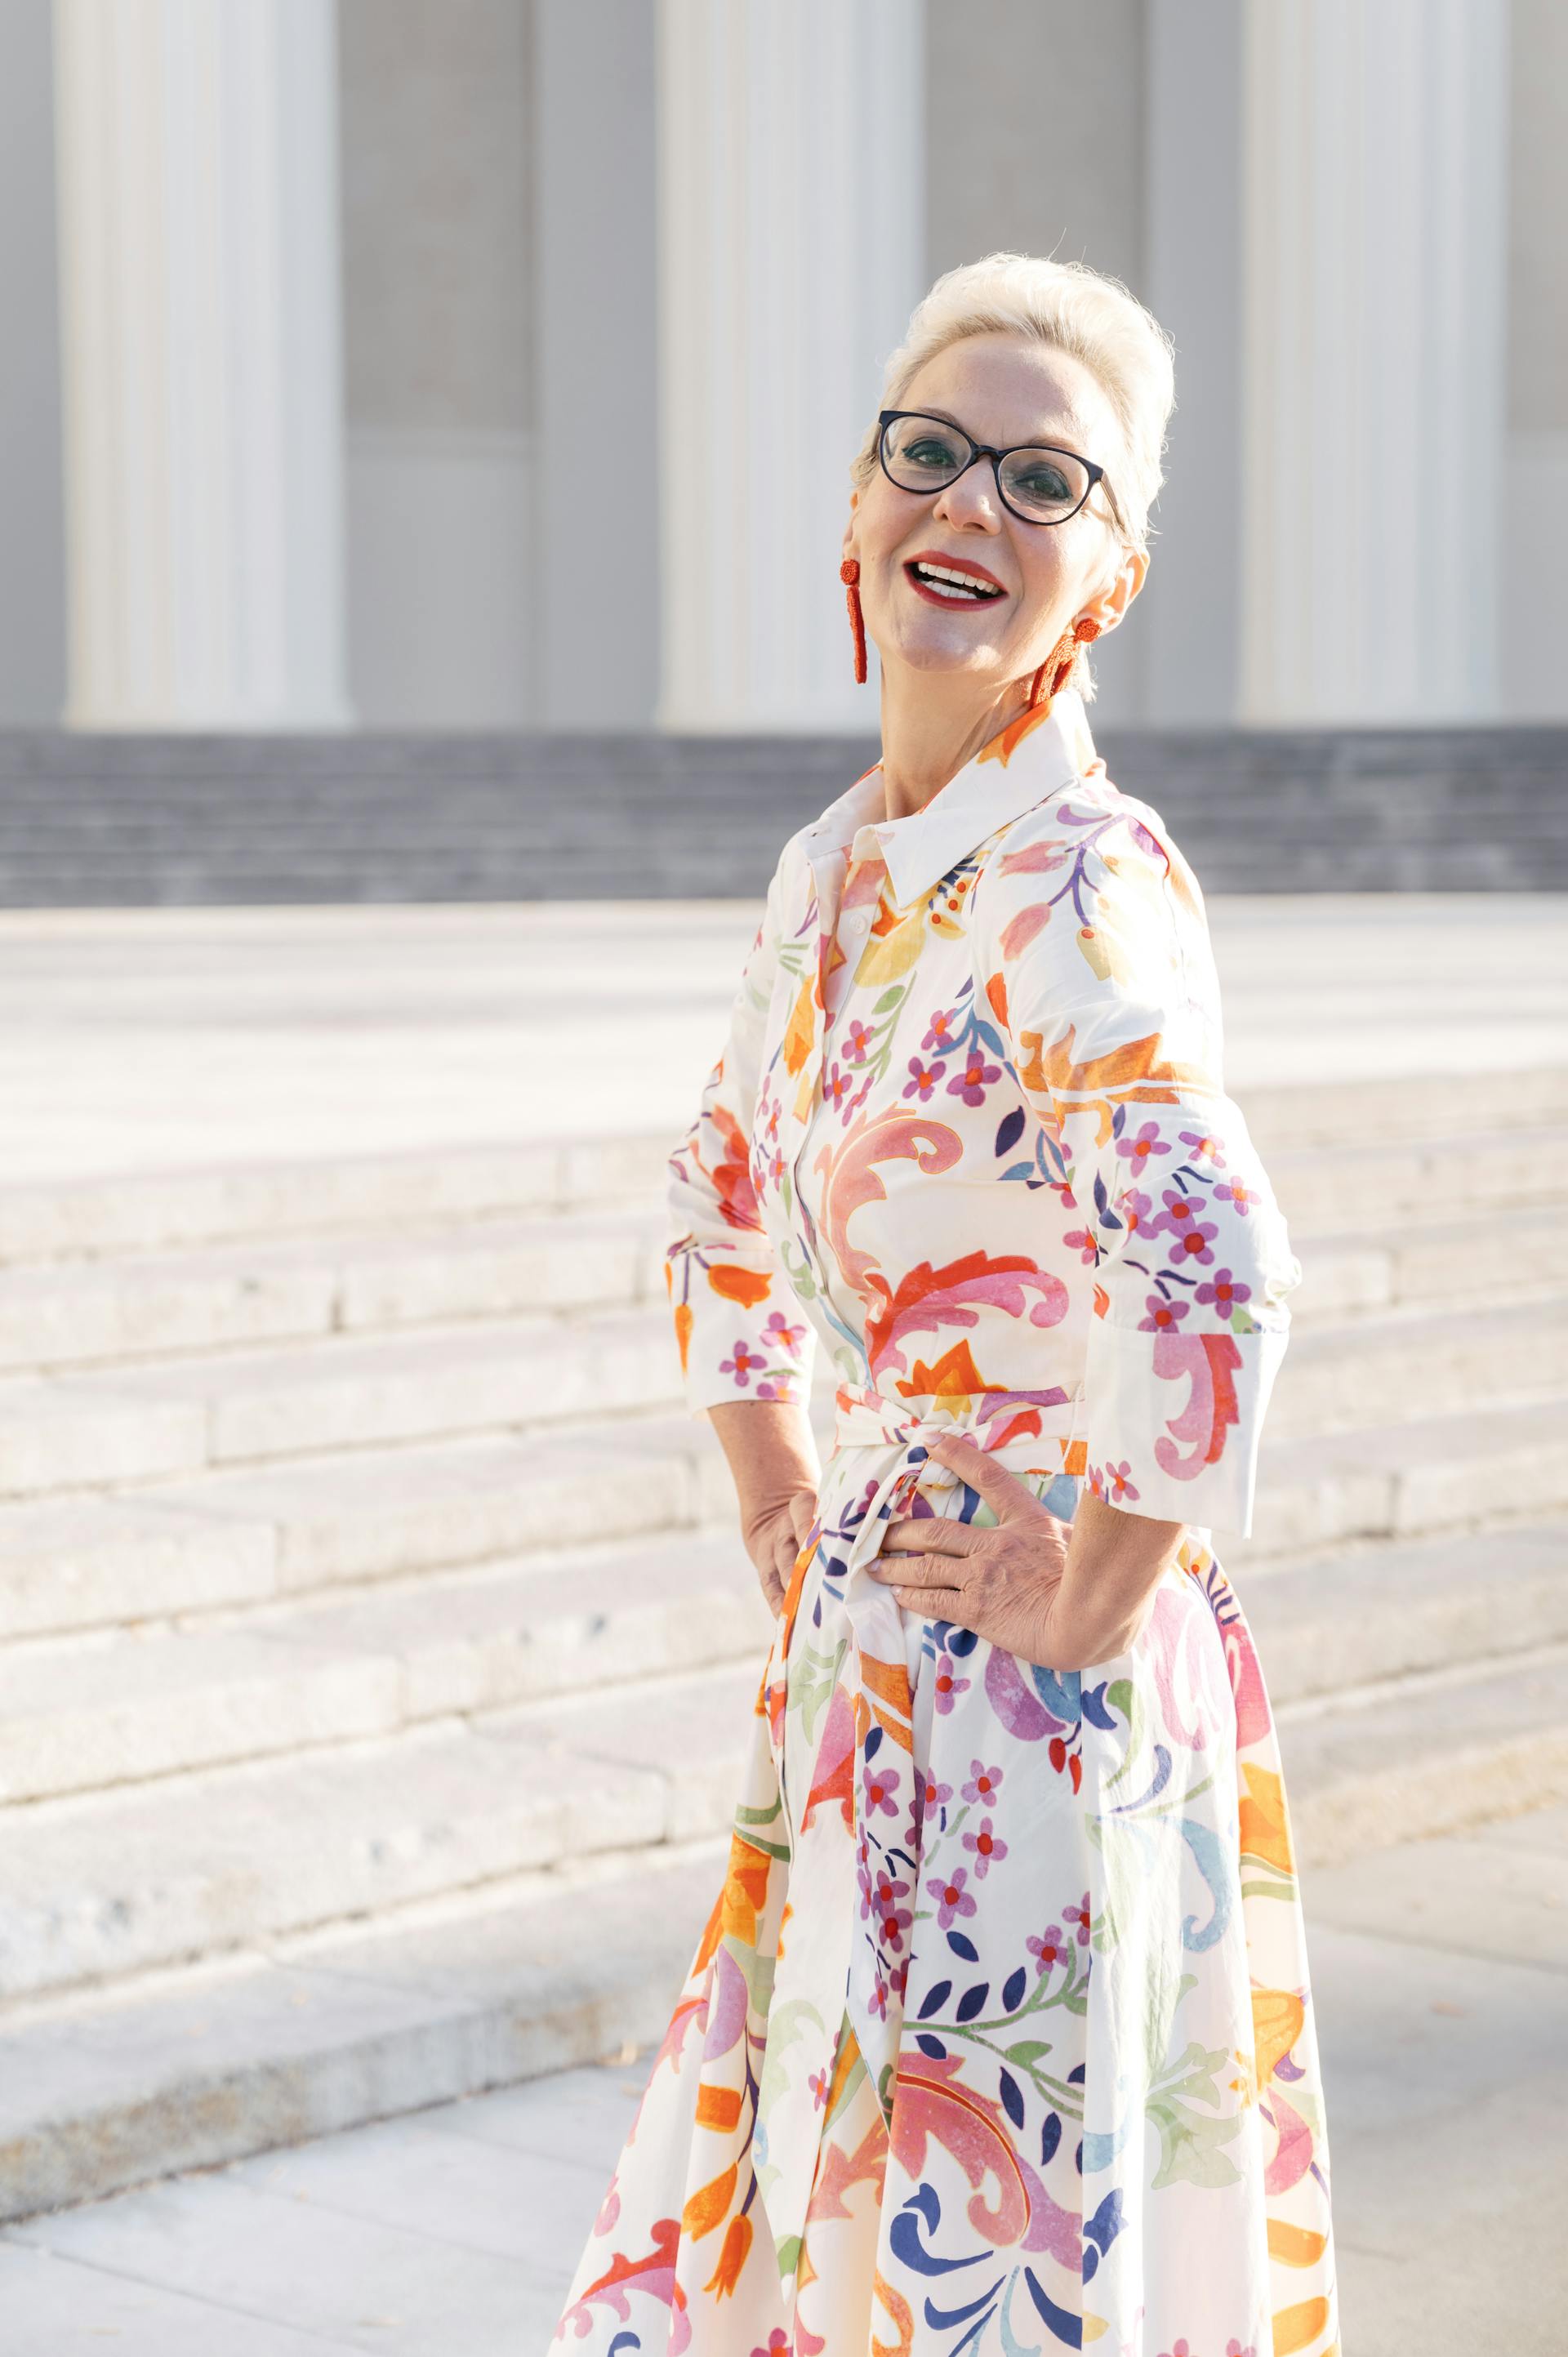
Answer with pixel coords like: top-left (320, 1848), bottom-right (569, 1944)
top-left (876, 664), bottom-right (1036, 822)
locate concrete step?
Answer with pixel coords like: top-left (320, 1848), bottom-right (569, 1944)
top-left (0, 1530), bottom-right (772, 1805)
top-left (0, 1413), bottom-right (724, 1639)
top-left (3, 1637), bottom-right (1566, 2221)
top-left (1264, 1119), bottom-right (1568, 1232)
top-left (1266, 1293), bottom-right (1568, 1439)
top-left (0, 1207), bottom-right (667, 1374)
top-left (0, 1137), bottom-right (670, 1267)
top-left (1276, 1643), bottom-right (1568, 1868)
top-left (1243, 1518), bottom-right (1568, 1706)
top-left (0, 1307), bottom-right (682, 1501)
top-left (0, 1182), bottom-right (1556, 1377)
top-left (0, 1074), bottom-right (1562, 1274)
top-left (1289, 1201), bottom-right (1568, 1321)
top-left (0, 1268), bottom-right (1558, 1514)
top-left (1248, 1393), bottom-right (1568, 1557)
top-left (0, 1842), bottom-right (726, 2223)
top-left (0, 1661), bottom-right (764, 2004)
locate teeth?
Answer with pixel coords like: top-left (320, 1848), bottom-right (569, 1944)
top-left (911, 562), bottom-right (1000, 599)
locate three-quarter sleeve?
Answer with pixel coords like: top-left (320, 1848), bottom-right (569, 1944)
top-left (665, 847), bottom-right (817, 1414)
top-left (977, 797), bottom-right (1303, 1536)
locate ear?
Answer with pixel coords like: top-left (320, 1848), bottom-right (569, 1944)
top-left (841, 488), bottom-right (860, 564)
top-left (1085, 546), bottom-right (1148, 635)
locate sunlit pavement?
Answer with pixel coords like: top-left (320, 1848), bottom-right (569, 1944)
top-left (2, 895), bottom-right (1565, 1180)
top-left (3, 1800), bottom-right (1566, 2355)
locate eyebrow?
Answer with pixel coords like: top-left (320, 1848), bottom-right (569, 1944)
top-left (909, 404), bottom-right (1088, 450)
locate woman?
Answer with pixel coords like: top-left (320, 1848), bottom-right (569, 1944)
top-left (550, 254), bottom-right (1338, 2357)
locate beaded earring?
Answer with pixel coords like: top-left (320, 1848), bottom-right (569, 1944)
top-left (840, 557), bottom-right (867, 684)
top-left (1028, 614), bottom-right (1102, 707)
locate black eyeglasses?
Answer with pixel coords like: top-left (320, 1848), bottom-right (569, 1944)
top-left (877, 408), bottom-right (1120, 532)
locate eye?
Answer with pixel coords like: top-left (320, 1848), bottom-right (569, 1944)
top-left (1011, 460), bottom-right (1076, 506)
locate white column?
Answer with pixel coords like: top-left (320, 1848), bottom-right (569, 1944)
top-left (657, 0), bottom-right (924, 733)
top-left (52, 0), bottom-right (350, 729)
top-left (1238, 0), bottom-right (1509, 725)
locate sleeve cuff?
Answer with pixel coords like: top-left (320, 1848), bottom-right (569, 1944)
top-left (666, 1246), bottom-right (817, 1415)
top-left (1080, 1315), bottom-right (1291, 1539)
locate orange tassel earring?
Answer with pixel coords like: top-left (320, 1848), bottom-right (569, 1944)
top-left (1029, 614), bottom-right (1102, 707)
top-left (840, 557), bottom-right (867, 684)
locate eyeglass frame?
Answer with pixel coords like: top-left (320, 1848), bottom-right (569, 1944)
top-left (875, 408), bottom-right (1125, 536)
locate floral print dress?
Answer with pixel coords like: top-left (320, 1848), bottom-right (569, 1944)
top-left (549, 688), bottom-right (1339, 2357)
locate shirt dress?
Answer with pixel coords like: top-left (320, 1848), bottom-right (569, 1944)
top-left (549, 688), bottom-right (1339, 2357)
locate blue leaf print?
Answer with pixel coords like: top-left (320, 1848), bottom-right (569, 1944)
top-left (955, 1981), bottom-right (990, 2022)
top-left (1002, 1964), bottom-right (1027, 2012)
top-left (914, 2031), bottom-right (947, 2060)
top-left (999, 2068), bottom-right (1025, 2128)
top-left (948, 1930), bottom-right (980, 1963)
top-left (994, 1107), bottom-right (1027, 1157)
top-left (1022, 2266), bottom-right (1083, 2347)
top-left (918, 1979), bottom-right (952, 2021)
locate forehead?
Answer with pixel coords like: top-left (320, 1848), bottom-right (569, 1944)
top-left (900, 332), bottom-right (1111, 452)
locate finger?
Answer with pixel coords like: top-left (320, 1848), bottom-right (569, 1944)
top-left (886, 1582), bottom-right (972, 1624)
top-left (927, 1432), bottom-right (1036, 1521)
top-left (882, 1517), bottom-right (976, 1556)
top-left (788, 1491), bottom-right (817, 1544)
top-left (868, 1550), bottom-right (963, 1588)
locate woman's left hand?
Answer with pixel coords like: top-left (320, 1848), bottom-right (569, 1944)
top-left (867, 1432), bottom-right (1171, 1672)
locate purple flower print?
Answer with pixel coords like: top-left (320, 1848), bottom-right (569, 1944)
top-left (763, 1308), bottom-right (806, 1352)
top-left (1087, 1462), bottom-right (1107, 1504)
top-left (1103, 1459), bottom-right (1139, 1504)
top-left (1179, 1125), bottom-right (1226, 1170)
top-left (922, 1007), bottom-right (959, 1054)
top-left (933, 1653), bottom-right (970, 1713)
top-left (925, 1865), bottom-right (978, 1929)
top-left (808, 2066), bottom-right (829, 2111)
top-left (921, 1771), bottom-right (954, 1813)
top-left (823, 1062), bottom-right (854, 1112)
top-left (750, 2332), bottom-right (791, 2357)
top-left (1027, 1923), bottom-right (1071, 1976)
top-left (842, 1017), bottom-right (874, 1064)
top-left (1157, 2342), bottom-right (1194, 2357)
top-left (947, 1049), bottom-right (1000, 1107)
top-left (1066, 1891), bottom-right (1092, 1946)
top-left (963, 1816), bottom-right (1008, 1878)
top-left (1157, 1187), bottom-right (1219, 1266)
top-left (1226, 2343), bottom-right (1258, 2357)
top-left (868, 1974), bottom-right (890, 2021)
top-left (857, 1851), bottom-right (876, 1920)
top-left (1117, 1119), bottom-right (1173, 1177)
top-left (1138, 1291), bottom-right (1190, 1336)
top-left (875, 1891), bottom-right (914, 1949)
top-left (1196, 1267), bottom-right (1254, 1317)
top-left (1214, 1173), bottom-right (1261, 1215)
top-left (863, 1759), bottom-right (901, 1818)
top-left (903, 1054), bottom-right (947, 1102)
top-left (1120, 1187), bottom-right (1155, 1239)
top-left (720, 1340), bottom-right (764, 1387)
top-left (1063, 1223), bottom-right (1099, 1266)
top-left (961, 1760), bottom-right (1004, 1806)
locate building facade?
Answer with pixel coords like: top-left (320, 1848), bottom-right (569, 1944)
top-left (0, 0), bottom-right (1562, 737)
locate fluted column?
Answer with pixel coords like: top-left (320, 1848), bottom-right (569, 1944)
top-left (52, 0), bottom-right (350, 729)
top-left (657, 0), bottom-right (924, 732)
top-left (1238, 0), bottom-right (1509, 724)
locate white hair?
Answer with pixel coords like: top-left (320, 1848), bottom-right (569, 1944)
top-left (851, 252), bottom-right (1178, 702)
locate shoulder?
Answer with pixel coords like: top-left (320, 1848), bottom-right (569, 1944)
top-left (976, 767), bottom-right (1207, 934)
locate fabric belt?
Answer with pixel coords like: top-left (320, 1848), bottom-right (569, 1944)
top-left (755, 1379), bottom-right (1086, 2279)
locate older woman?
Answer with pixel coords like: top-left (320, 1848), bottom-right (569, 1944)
top-left (551, 254), bottom-right (1338, 2357)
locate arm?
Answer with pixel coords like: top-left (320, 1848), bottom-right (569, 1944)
top-left (666, 849), bottom-right (822, 1606)
top-left (872, 800), bottom-right (1301, 1666)
top-left (982, 799), bottom-right (1302, 1539)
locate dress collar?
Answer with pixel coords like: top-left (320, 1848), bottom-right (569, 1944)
top-left (803, 688), bottom-right (1102, 911)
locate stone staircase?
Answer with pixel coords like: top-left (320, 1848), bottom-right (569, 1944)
top-left (2, 1065), bottom-right (1566, 2221)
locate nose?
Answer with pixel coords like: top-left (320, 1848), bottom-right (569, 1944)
top-left (931, 460), bottom-right (1004, 535)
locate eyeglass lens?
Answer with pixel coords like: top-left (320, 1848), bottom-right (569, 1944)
top-left (880, 414), bottom-right (1092, 523)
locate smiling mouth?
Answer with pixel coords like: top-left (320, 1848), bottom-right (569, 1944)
top-left (904, 559), bottom-right (1006, 606)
